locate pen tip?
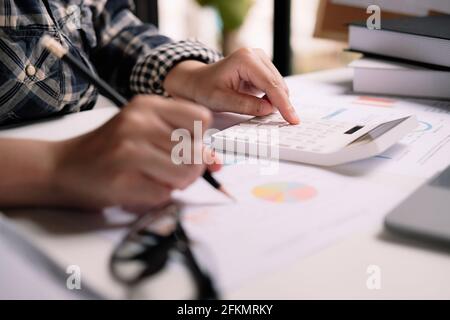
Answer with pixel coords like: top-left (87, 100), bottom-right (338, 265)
top-left (218, 186), bottom-right (237, 202)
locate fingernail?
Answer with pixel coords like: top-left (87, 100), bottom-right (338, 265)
top-left (290, 106), bottom-right (300, 124)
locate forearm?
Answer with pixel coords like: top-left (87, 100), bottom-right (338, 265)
top-left (0, 138), bottom-right (62, 208)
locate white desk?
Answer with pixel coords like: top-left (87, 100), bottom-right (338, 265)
top-left (1, 69), bottom-right (450, 299)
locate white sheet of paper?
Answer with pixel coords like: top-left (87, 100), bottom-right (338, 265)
top-left (172, 160), bottom-right (417, 291)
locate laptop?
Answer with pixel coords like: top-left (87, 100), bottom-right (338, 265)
top-left (385, 165), bottom-right (450, 245)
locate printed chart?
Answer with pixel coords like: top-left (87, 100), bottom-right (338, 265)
top-left (251, 182), bottom-right (317, 203)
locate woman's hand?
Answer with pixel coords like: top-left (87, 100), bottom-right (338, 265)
top-left (164, 48), bottom-right (299, 124)
top-left (51, 95), bottom-right (218, 210)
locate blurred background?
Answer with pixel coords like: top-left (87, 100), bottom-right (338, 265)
top-left (135, 0), bottom-right (449, 76)
top-left (134, 0), bottom-right (356, 76)
top-left (157, 0), bottom-right (353, 74)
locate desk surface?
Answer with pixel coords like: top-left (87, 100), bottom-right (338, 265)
top-left (233, 69), bottom-right (450, 299)
top-left (1, 68), bottom-right (450, 299)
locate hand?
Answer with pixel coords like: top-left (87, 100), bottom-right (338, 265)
top-left (52, 95), bottom-right (218, 210)
top-left (164, 48), bottom-right (299, 124)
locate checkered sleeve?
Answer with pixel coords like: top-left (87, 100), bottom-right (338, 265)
top-left (89, 0), bottom-right (221, 98)
top-left (130, 40), bottom-right (222, 96)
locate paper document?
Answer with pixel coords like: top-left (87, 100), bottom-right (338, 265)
top-left (179, 93), bottom-right (450, 290)
top-left (172, 161), bottom-right (411, 291)
top-left (289, 86), bottom-right (450, 179)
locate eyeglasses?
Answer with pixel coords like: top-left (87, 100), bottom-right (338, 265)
top-left (109, 203), bottom-right (218, 300)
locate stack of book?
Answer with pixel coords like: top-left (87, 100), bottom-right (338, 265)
top-left (347, 15), bottom-right (450, 100)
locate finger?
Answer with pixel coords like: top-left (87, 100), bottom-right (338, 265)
top-left (134, 97), bottom-right (210, 156)
top-left (153, 98), bottom-right (212, 133)
top-left (238, 80), bottom-right (264, 97)
top-left (211, 89), bottom-right (275, 116)
top-left (203, 147), bottom-right (223, 172)
top-left (207, 162), bottom-right (222, 173)
top-left (124, 173), bottom-right (172, 208)
top-left (261, 95), bottom-right (277, 113)
top-left (139, 144), bottom-right (205, 190)
top-left (113, 103), bottom-right (180, 154)
top-left (145, 117), bottom-right (175, 153)
top-left (238, 54), bottom-right (299, 124)
top-left (254, 49), bottom-right (290, 96)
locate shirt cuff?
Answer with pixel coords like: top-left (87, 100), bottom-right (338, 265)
top-left (130, 40), bottom-right (222, 97)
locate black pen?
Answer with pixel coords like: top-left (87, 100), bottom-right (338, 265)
top-left (41, 35), bottom-right (234, 200)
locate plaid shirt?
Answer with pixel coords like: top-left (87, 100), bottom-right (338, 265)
top-left (0, 0), bottom-right (221, 125)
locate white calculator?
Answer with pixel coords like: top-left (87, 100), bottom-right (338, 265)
top-left (211, 108), bottom-right (418, 166)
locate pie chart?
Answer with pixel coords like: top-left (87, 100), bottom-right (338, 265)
top-left (252, 182), bottom-right (317, 203)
